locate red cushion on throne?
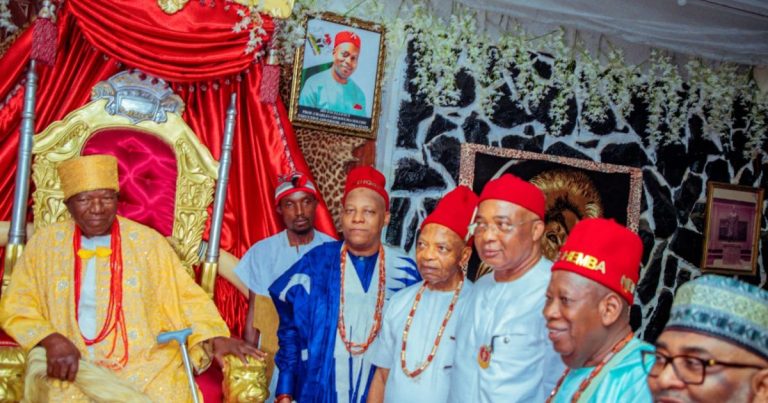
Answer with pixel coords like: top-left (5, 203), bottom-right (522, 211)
top-left (0, 328), bottom-right (18, 347)
top-left (82, 128), bottom-right (177, 237)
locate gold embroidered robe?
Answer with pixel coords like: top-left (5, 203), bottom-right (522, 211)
top-left (0, 217), bottom-right (229, 402)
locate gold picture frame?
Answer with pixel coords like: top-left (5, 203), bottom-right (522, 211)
top-left (701, 182), bottom-right (764, 275)
top-left (288, 12), bottom-right (386, 139)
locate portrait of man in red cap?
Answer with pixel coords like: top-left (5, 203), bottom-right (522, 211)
top-left (292, 14), bottom-right (387, 137)
top-left (298, 29), bottom-right (367, 117)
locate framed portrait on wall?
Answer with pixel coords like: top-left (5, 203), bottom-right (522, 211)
top-left (288, 12), bottom-right (386, 139)
top-left (701, 182), bottom-right (764, 275)
top-left (459, 143), bottom-right (643, 280)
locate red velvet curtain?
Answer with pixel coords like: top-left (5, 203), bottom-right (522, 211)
top-left (0, 0), bottom-right (336, 335)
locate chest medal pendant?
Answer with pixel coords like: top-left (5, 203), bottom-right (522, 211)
top-left (477, 344), bottom-right (491, 369)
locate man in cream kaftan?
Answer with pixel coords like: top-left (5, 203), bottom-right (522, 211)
top-left (0, 155), bottom-right (261, 402)
top-left (0, 217), bottom-right (228, 401)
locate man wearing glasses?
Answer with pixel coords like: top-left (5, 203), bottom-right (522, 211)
top-left (544, 218), bottom-right (653, 402)
top-left (645, 275), bottom-right (768, 402)
top-left (449, 174), bottom-right (564, 402)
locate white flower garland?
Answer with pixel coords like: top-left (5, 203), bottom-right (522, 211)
top-left (259, 1), bottom-right (765, 159)
top-left (404, 10), bottom-right (766, 157)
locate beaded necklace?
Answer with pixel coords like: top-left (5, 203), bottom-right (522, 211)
top-left (546, 331), bottom-right (634, 403)
top-left (73, 220), bottom-right (128, 369)
top-left (400, 277), bottom-right (464, 378)
top-left (337, 243), bottom-right (386, 355)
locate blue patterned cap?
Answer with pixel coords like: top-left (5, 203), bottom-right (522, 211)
top-left (666, 275), bottom-right (768, 360)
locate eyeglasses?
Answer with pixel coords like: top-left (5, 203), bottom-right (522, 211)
top-left (641, 350), bottom-right (766, 385)
top-left (469, 219), bottom-right (539, 236)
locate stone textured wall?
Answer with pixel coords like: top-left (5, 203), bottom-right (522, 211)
top-left (384, 44), bottom-right (768, 341)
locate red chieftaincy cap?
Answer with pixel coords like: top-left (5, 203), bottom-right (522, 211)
top-left (478, 173), bottom-right (546, 220)
top-left (343, 166), bottom-right (389, 210)
top-left (421, 186), bottom-right (479, 241)
top-left (552, 218), bottom-right (643, 304)
top-left (274, 172), bottom-right (318, 206)
top-left (334, 31), bottom-right (361, 49)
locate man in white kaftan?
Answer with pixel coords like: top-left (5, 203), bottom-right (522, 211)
top-left (448, 174), bottom-right (564, 402)
top-left (369, 186), bottom-right (479, 403)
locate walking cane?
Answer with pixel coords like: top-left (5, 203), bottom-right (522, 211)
top-left (157, 328), bottom-right (200, 403)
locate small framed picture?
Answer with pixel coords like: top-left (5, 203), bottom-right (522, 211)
top-left (701, 182), bottom-right (764, 275)
top-left (288, 12), bottom-right (386, 139)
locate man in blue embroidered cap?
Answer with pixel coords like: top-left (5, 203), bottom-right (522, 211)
top-left (645, 275), bottom-right (768, 402)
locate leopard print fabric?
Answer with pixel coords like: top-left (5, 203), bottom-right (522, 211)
top-left (280, 65), bottom-right (369, 232)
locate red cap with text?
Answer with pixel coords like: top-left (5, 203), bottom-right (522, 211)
top-left (335, 31), bottom-right (361, 49)
top-left (552, 218), bottom-right (643, 304)
top-left (274, 172), bottom-right (318, 206)
top-left (343, 166), bottom-right (389, 210)
top-left (421, 186), bottom-right (479, 241)
top-left (478, 173), bottom-right (546, 220)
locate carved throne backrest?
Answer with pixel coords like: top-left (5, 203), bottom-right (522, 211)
top-left (30, 70), bottom-right (218, 274)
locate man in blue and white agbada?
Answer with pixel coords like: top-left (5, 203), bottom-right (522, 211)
top-left (544, 218), bottom-right (653, 402)
top-left (368, 186), bottom-right (478, 403)
top-left (269, 166), bottom-right (420, 403)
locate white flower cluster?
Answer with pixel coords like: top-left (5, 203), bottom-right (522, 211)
top-left (642, 51), bottom-right (685, 146)
top-left (404, 11), bottom-right (767, 159)
top-left (233, 6), bottom-right (268, 60)
top-left (0, 0), bottom-right (17, 34)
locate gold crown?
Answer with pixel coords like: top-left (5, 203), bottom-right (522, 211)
top-left (58, 155), bottom-right (120, 200)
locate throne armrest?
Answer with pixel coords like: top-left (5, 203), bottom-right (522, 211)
top-left (0, 330), bottom-right (25, 402)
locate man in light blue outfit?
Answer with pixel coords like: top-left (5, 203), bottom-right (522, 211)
top-left (543, 218), bottom-right (653, 402)
top-left (299, 30), bottom-right (367, 117)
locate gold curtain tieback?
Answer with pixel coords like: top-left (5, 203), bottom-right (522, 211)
top-left (77, 247), bottom-right (112, 260)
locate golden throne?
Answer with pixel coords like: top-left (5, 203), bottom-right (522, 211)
top-left (0, 70), bottom-right (267, 402)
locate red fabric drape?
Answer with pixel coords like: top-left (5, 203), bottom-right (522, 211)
top-left (0, 0), bottom-right (336, 335)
